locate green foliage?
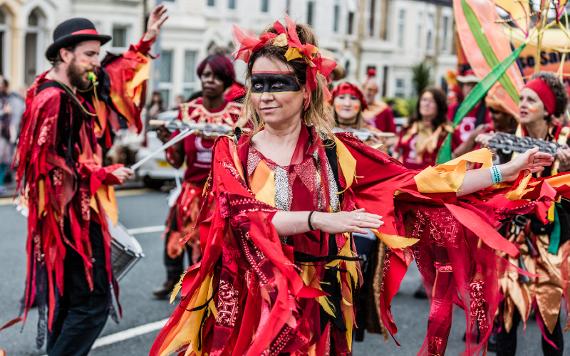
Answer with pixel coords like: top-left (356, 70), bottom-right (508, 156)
top-left (384, 97), bottom-right (417, 118)
top-left (412, 61), bottom-right (432, 96)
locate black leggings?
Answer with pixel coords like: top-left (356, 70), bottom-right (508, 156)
top-left (496, 305), bottom-right (564, 356)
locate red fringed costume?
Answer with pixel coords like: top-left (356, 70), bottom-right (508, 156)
top-left (150, 124), bottom-right (570, 355)
top-left (5, 37), bottom-right (153, 345)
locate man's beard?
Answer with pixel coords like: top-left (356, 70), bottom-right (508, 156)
top-left (67, 59), bottom-right (90, 90)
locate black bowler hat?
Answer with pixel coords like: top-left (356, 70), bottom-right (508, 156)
top-left (46, 18), bottom-right (111, 61)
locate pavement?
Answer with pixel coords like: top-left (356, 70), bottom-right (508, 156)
top-left (0, 189), bottom-right (567, 355)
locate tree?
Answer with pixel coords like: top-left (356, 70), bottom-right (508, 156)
top-left (412, 61), bottom-right (432, 95)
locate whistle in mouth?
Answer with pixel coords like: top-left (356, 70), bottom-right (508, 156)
top-left (87, 71), bottom-right (98, 83)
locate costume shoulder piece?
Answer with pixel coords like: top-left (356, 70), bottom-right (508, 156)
top-left (182, 98), bottom-right (242, 126)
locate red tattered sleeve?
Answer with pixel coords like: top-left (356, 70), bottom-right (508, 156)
top-left (334, 132), bottom-right (570, 352)
top-left (99, 37), bottom-right (154, 135)
top-left (334, 134), bottom-right (525, 345)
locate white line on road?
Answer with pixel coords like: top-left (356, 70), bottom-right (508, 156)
top-left (91, 318), bottom-right (169, 350)
top-left (40, 318), bottom-right (169, 355)
top-left (127, 225), bottom-right (165, 235)
top-left (0, 188), bottom-right (152, 206)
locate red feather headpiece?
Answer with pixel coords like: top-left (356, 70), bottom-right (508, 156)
top-left (233, 16), bottom-right (337, 101)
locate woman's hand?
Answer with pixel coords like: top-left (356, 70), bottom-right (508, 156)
top-left (556, 147), bottom-right (570, 172)
top-left (312, 208), bottom-right (383, 235)
top-left (166, 234), bottom-right (184, 259)
top-left (474, 132), bottom-right (495, 148)
top-left (500, 147), bottom-right (554, 181)
top-left (110, 167), bottom-right (135, 184)
top-left (143, 4), bottom-right (169, 42)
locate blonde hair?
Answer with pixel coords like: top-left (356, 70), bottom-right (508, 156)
top-left (242, 22), bottom-right (335, 139)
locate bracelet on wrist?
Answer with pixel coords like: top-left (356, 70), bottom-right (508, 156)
top-left (308, 211), bottom-right (316, 231)
top-left (490, 165), bottom-right (503, 184)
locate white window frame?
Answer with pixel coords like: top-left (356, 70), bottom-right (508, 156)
top-left (441, 15), bottom-right (450, 53)
top-left (394, 77), bottom-right (406, 98)
top-left (182, 49), bottom-right (199, 99)
top-left (0, 8), bottom-right (10, 77)
top-left (110, 24), bottom-right (131, 52)
top-left (158, 49), bottom-right (174, 108)
top-left (333, 1), bottom-right (340, 33)
top-left (397, 9), bottom-right (406, 49)
top-left (24, 8), bottom-right (47, 85)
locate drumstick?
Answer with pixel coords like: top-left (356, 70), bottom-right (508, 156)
top-left (130, 127), bottom-right (194, 171)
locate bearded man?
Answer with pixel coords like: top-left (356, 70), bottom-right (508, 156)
top-left (4, 6), bottom-right (167, 356)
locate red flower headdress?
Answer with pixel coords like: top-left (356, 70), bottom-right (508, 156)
top-left (233, 16), bottom-right (337, 100)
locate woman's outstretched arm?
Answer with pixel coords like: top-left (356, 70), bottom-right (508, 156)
top-left (458, 147), bottom-right (554, 196)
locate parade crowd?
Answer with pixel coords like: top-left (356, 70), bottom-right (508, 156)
top-left (2, 4), bottom-right (570, 356)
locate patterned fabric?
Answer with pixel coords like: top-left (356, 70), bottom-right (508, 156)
top-left (498, 122), bottom-right (570, 335)
top-left (151, 125), bottom-right (570, 356)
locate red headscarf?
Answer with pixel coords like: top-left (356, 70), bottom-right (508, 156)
top-left (525, 77), bottom-right (556, 116)
top-left (332, 82), bottom-right (367, 110)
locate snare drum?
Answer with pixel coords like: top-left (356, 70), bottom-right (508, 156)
top-left (107, 218), bottom-right (145, 281)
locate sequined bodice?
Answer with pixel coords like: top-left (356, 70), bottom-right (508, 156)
top-left (247, 146), bottom-right (340, 212)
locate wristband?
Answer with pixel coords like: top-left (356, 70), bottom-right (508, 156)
top-left (308, 211), bottom-right (316, 231)
top-left (490, 165), bottom-right (503, 184)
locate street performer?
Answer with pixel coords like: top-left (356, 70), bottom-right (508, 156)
top-left (150, 17), bottom-right (567, 356)
top-left (493, 72), bottom-right (570, 356)
top-left (4, 6), bottom-right (167, 355)
top-left (331, 81), bottom-right (390, 341)
top-left (152, 54), bottom-right (243, 300)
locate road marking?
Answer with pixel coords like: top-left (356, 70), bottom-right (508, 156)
top-left (0, 197), bottom-right (14, 206)
top-left (40, 318), bottom-right (169, 355)
top-left (0, 188), bottom-right (153, 207)
top-left (115, 188), bottom-right (153, 197)
top-left (127, 225), bottom-right (165, 235)
top-left (91, 318), bottom-right (169, 350)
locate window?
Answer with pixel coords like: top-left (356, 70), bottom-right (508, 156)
top-left (333, 3), bottom-right (340, 32)
top-left (0, 9), bottom-right (7, 76)
top-left (158, 49), bottom-right (173, 106)
top-left (228, 0), bottom-right (237, 9)
top-left (369, 0), bottom-right (376, 37)
top-left (307, 1), bottom-right (315, 26)
top-left (207, 0), bottom-right (216, 7)
top-left (395, 78), bottom-right (406, 98)
top-left (347, 11), bottom-right (355, 35)
top-left (416, 14), bottom-right (422, 49)
top-left (183, 50), bottom-right (198, 98)
top-left (112, 25), bottom-right (129, 48)
top-left (426, 14), bottom-right (434, 51)
top-left (397, 9), bottom-right (406, 48)
top-left (441, 15), bottom-right (450, 52)
top-left (25, 8), bottom-right (46, 85)
top-left (261, 0), bottom-right (269, 13)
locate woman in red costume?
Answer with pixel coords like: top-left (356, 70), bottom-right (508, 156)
top-left (152, 54), bottom-right (243, 299)
top-left (397, 87), bottom-right (450, 169)
top-left (332, 81), bottom-right (390, 340)
top-left (493, 72), bottom-right (570, 356)
top-left (150, 18), bottom-right (561, 356)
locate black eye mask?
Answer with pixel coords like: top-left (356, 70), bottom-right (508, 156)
top-left (250, 73), bottom-right (301, 93)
